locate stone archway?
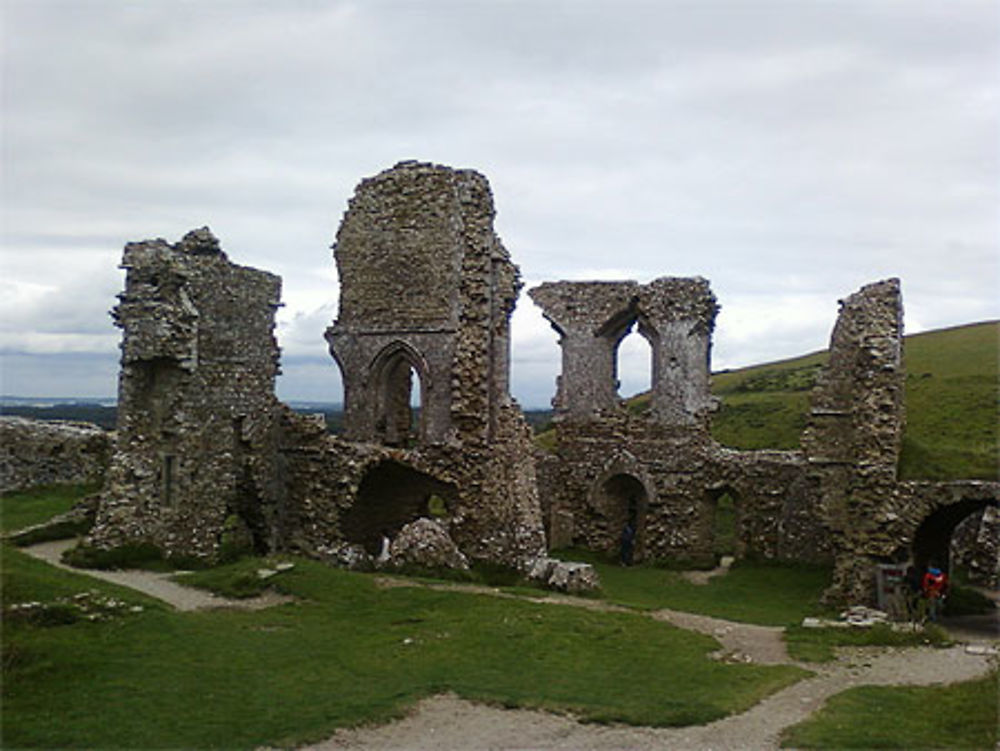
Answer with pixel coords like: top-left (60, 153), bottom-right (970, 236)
top-left (911, 497), bottom-right (998, 572)
top-left (591, 471), bottom-right (650, 562)
top-left (340, 459), bottom-right (457, 555)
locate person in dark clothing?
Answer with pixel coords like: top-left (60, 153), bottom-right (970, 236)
top-left (620, 521), bottom-right (636, 566)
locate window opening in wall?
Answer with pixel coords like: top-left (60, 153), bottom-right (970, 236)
top-left (712, 492), bottom-right (737, 557)
top-left (162, 454), bottom-right (177, 506)
top-left (374, 350), bottom-right (424, 448)
top-left (616, 326), bottom-right (653, 401)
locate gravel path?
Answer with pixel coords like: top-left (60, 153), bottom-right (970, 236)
top-left (310, 645), bottom-right (993, 751)
top-left (20, 539), bottom-right (293, 611)
top-left (315, 577), bottom-right (998, 751)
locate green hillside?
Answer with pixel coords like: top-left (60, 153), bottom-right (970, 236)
top-left (710, 321), bottom-right (998, 481)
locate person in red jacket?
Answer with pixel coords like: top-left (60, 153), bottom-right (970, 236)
top-left (921, 563), bottom-right (948, 622)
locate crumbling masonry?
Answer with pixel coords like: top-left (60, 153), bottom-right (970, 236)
top-left (88, 161), bottom-right (998, 603)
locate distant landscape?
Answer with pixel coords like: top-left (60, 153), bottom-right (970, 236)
top-left (4, 320), bottom-right (996, 481)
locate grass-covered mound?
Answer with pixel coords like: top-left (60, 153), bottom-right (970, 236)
top-left (0, 483), bottom-right (99, 535)
top-left (711, 320), bottom-right (998, 480)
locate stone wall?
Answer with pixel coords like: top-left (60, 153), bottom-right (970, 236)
top-left (530, 275), bottom-right (828, 568)
top-left (88, 228), bottom-right (285, 561)
top-left (951, 506), bottom-right (1000, 587)
top-left (81, 165), bottom-right (994, 603)
top-left (0, 416), bottom-right (112, 494)
top-left (800, 280), bottom-right (907, 602)
top-left (529, 278), bottom-right (718, 425)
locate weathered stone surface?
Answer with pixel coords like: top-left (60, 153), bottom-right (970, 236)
top-left (83, 166), bottom-right (995, 607)
top-left (87, 228), bottom-right (285, 562)
top-left (527, 557), bottom-right (600, 593)
top-left (0, 416), bottom-right (112, 493)
top-left (319, 162), bottom-right (547, 569)
top-left (530, 274), bottom-right (826, 569)
top-left (530, 277), bottom-right (718, 424)
top-left (387, 518), bottom-right (469, 571)
top-left (951, 506), bottom-right (999, 587)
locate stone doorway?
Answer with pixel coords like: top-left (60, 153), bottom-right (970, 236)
top-left (595, 473), bottom-right (648, 562)
top-left (706, 486), bottom-right (742, 560)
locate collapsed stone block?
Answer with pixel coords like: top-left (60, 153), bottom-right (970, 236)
top-left (387, 518), bottom-right (470, 571)
top-left (527, 557), bottom-right (601, 594)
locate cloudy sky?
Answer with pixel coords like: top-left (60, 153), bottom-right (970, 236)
top-left (2, 1), bottom-right (997, 407)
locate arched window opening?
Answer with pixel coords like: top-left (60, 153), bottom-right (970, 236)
top-left (373, 348), bottom-right (425, 448)
top-left (341, 460), bottom-right (457, 555)
top-left (615, 326), bottom-right (652, 402)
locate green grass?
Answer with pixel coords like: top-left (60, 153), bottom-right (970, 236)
top-left (709, 321), bottom-right (998, 480)
top-left (554, 548), bottom-right (831, 626)
top-left (0, 483), bottom-right (100, 534)
top-left (780, 669), bottom-right (998, 749)
top-left (3, 544), bottom-right (809, 748)
top-left (784, 623), bottom-right (952, 663)
top-left (2, 485), bottom-right (814, 748)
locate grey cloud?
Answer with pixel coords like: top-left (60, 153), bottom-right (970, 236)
top-left (2, 0), bottom-right (996, 405)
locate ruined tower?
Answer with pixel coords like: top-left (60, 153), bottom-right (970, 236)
top-left (313, 161), bottom-right (546, 566)
top-left (89, 228), bottom-right (284, 560)
top-left (326, 161), bottom-right (518, 448)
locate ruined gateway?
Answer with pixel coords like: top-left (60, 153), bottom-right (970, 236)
top-left (87, 161), bottom-right (999, 603)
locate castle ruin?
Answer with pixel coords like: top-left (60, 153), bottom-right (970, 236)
top-left (86, 161), bottom-right (999, 603)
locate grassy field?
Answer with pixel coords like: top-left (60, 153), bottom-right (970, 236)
top-left (2, 547), bottom-right (808, 748)
top-left (1, 488), bottom-right (811, 749)
top-left (554, 548), bottom-right (832, 626)
top-left (0, 482), bottom-right (98, 534)
top-left (780, 669), bottom-right (999, 749)
top-left (5, 486), bottom-right (996, 749)
top-left (711, 320), bottom-right (998, 480)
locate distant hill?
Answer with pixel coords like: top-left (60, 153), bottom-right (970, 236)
top-left (709, 320), bottom-right (998, 481)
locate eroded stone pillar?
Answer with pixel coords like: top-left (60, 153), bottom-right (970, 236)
top-left (803, 278), bottom-right (906, 604)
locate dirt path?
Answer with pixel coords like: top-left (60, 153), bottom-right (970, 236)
top-left (314, 576), bottom-right (997, 751)
top-left (310, 645), bottom-right (993, 751)
top-left (19, 539), bottom-right (292, 611)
